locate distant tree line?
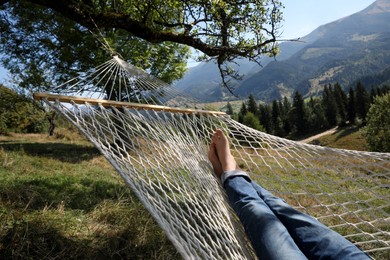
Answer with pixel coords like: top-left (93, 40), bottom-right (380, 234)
top-left (227, 82), bottom-right (390, 138)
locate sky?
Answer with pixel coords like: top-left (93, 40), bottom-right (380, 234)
top-left (280, 0), bottom-right (376, 39)
top-left (188, 0), bottom-right (376, 66)
top-left (0, 0), bottom-right (377, 79)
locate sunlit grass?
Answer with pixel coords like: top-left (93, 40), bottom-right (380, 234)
top-left (0, 130), bottom-right (179, 259)
top-left (310, 126), bottom-right (368, 151)
top-left (0, 125), bottom-right (388, 259)
top-left (228, 139), bottom-right (389, 259)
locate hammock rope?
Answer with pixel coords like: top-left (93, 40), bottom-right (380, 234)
top-left (34, 56), bottom-right (390, 259)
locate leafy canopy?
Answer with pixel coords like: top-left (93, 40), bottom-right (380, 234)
top-left (0, 85), bottom-right (48, 134)
top-left (0, 0), bottom-right (190, 93)
top-left (0, 0), bottom-right (283, 93)
top-left (363, 93), bottom-right (390, 152)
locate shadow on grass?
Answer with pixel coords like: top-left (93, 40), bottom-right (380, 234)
top-left (333, 126), bottom-right (361, 141)
top-left (0, 142), bottom-right (100, 163)
top-left (0, 177), bottom-right (131, 211)
top-left (0, 216), bottom-right (179, 259)
top-left (1, 221), bottom-right (85, 259)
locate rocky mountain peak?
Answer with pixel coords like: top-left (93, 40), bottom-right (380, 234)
top-left (362, 0), bottom-right (390, 14)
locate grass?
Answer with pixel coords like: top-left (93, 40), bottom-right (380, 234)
top-left (308, 125), bottom-right (368, 151)
top-left (0, 123), bottom-right (388, 259)
top-left (199, 100), bottom-right (244, 113)
top-left (0, 130), bottom-right (179, 259)
top-left (229, 130), bottom-right (389, 259)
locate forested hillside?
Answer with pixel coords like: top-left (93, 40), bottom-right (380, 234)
top-left (238, 0), bottom-right (390, 101)
top-left (230, 82), bottom-right (389, 144)
top-left (175, 0), bottom-right (390, 102)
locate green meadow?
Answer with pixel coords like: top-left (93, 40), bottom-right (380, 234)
top-left (0, 130), bottom-right (179, 259)
top-left (0, 124), bottom-right (387, 259)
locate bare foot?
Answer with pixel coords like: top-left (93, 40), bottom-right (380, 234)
top-left (208, 142), bottom-right (223, 178)
top-left (209, 129), bottom-right (237, 178)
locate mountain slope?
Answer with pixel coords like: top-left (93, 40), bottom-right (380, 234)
top-left (174, 59), bottom-right (258, 101)
top-left (174, 38), bottom-right (321, 101)
top-left (236, 0), bottom-right (390, 101)
top-left (175, 0), bottom-right (390, 102)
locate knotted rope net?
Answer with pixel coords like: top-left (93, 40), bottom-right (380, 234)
top-left (34, 56), bottom-right (390, 259)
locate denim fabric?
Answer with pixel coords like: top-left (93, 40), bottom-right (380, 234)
top-left (221, 169), bottom-right (250, 184)
top-left (223, 172), bottom-right (369, 260)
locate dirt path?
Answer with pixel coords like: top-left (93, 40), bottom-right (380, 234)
top-left (300, 127), bottom-right (338, 143)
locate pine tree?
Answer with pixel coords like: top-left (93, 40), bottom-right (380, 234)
top-left (247, 94), bottom-right (258, 115)
top-left (271, 100), bottom-right (282, 136)
top-left (378, 85), bottom-right (390, 97)
top-left (355, 81), bottom-right (370, 123)
top-left (333, 83), bottom-right (347, 126)
top-left (290, 91), bottom-right (308, 135)
top-left (347, 87), bottom-right (356, 124)
top-left (322, 85), bottom-right (338, 127)
top-left (370, 86), bottom-right (378, 103)
top-left (238, 102), bottom-right (247, 123)
top-left (281, 97), bottom-right (292, 135)
top-left (307, 97), bottom-right (326, 132)
top-left (258, 103), bottom-right (272, 133)
top-left (226, 102), bottom-right (234, 115)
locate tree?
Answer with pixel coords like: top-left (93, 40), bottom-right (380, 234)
top-left (370, 86), bottom-right (379, 103)
top-left (238, 102), bottom-right (247, 123)
top-left (247, 94), bottom-right (258, 115)
top-left (332, 83), bottom-right (347, 125)
top-left (271, 100), bottom-right (282, 136)
top-left (0, 1), bottom-right (189, 95)
top-left (0, 85), bottom-right (48, 134)
top-left (243, 112), bottom-right (265, 132)
top-left (370, 85), bottom-right (390, 101)
top-left (290, 91), bottom-right (308, 135)
top-left (258, 103), bottom-right (272, 133)
top-left (355, 81), bottom-right (370, 123)
top-left (0, 0), bottom-right (284, 93)
top-left (280, 97), bottom-right (292, 135)
top-left (226, 102), bottom-right (234, 115)
top-left (377, 85), bottom-right (390, 97)
top-left (307, 97), bottom-right (326, 132)
top-left (347, 87), bottom-right (356, 124)
top-left (322, 85), bottom-right (338, 127)
top-left (363, 93), bottom-right (390, 152)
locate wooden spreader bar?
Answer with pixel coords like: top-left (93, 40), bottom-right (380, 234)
top-left (33, 93), bottom-right (226, 116)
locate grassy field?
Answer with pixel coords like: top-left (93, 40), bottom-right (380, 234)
top-left (308, 126), bottom-right (368, 151)
top-left (0, 123), bottom-right (387, 259)
top-left (0, 129), bottom-right (179, 259)
top-left (199, 100), bottom-right (244, 113)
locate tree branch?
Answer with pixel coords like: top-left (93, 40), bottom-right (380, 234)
top-left (2, 0), bottom-right (284, 95)
top-left (14, 0), bottom-right (278, 61)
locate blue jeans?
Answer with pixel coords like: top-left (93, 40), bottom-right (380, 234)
top-left (224, 175), bottom-right (370, 260)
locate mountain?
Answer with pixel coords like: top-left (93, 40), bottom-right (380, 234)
top-left (236, 0), bottom-right (390, 101)
top-left (176, 0), bottom-right (390, 102)
top-left (174, 58), bottom-right (259, 101)
top-left (174, 37), bottom-right (318, 101)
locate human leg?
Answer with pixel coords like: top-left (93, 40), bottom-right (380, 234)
top-left (209, 130), bottom-right (307, 259)
top-left (250, 182), bottom-right (370, 259)
top-left (224, 176), bottom-right (307, 260)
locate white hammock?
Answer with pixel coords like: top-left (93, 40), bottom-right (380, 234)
top-left (34, 56), bottom-right (390, 259)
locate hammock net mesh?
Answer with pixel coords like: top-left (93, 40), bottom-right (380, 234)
top-left (34, 56), bottom-right (390, 259)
